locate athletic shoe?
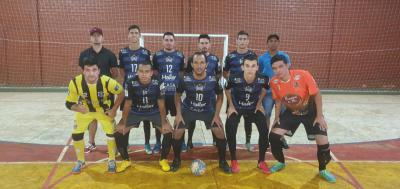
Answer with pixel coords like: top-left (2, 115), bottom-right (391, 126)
top-left (84, 143), bottom-right (96, 153)
top-left (144, 144), bottom-right (152, 155)
top-left (231, 160), bottom-right (240, 173)
top-left (270, 162), bottom-right (285, 173)
top-left (159, 159), bottom-right (170, 172)
top-left (257, 161), bottom-right (270, 174)
top-left (152, 143), bottom-right (161, 154)
top-left (245, 142), bottom-right (254, 152)
top-left (319, 169), bottom-right (337, 183)
top-left (108, 160), bottom-right (116, 173)
top-left (181, 142), bottom-right (187, 153)
top-left (72, 160), bottom-right (85, 174)
top-left (219, 160), bottom-right (232, 174)
top-left (117, 160), bottom-right (132, 173)
top-left (170, 158), bottom-right (181, 172)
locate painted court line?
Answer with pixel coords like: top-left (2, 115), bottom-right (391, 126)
top-left (331, 150), bottom-right (364, 189)
top-left (42, 137), bottom-right (72, 189)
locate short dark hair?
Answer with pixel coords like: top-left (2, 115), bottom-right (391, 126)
top-left (163, 32), bottom-right (175, 39)
top-left (198, 34), bottom-right (210, 41)
top-left (270, 55), bottom-right (288, 65)
top-left (128, 25), bottom-right (141, 33)
top-left (81, 56), bottom-right (98, 69)
top-left (267, 33), bottom-right (280, 41)
top-left (243, 53), bottom-right (258, 65)
top-left (237, 30), bottom-right (249, 38)
top-left (192, 51), bottom-right (207, 61)
top-left (138, 61), bottom-right (152, 67)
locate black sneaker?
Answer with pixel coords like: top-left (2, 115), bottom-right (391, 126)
top-left (170, 158), bottom-right (181, 172)
top-left (281, 137), bottom-right (290, 149)
top-left (219, 160), bottom-right (232, 174)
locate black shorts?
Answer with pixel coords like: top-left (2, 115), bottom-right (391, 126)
top-left (165, 95), bottom-right (177, 116)
top-left (177, 109), bottom-right (217, 130)
top-left (227, 110), bottom-right (267, 127)
top-left (126, 112), bottom-right (162, 129)
top-left (274, 103), bottom-right (327, 140)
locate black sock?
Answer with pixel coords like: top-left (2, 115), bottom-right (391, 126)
top-left (188, 121), bottom-right (195, 144)
top-left (172, 138), bottom-right (182, 160)
top-left (317, 143), bottom-right (331, 171)
top-left (156, 128), bottom-right (162, 144)
top-left (216, 138), bottom-right (227, 162)
top-left (270, 132), bottom-right (285, 163)
top-left (161, 133), bottom-right (172, 160)
top-left (114, 131), bottom-right (130, 160)
top-left (244, 118), bottom-right (252, 143)
top-left (143, 121), bottom-right (150, 144)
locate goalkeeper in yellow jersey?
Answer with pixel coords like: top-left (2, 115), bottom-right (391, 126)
top-left (65, 56), bottom-right (124, 174)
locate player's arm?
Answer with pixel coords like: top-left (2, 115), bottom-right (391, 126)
top-left (110, 52), bottom-right (119, 79)
top-left (174, 77), bottom-right (185, 127)
top-left (103, 78), bottom-right (123, 117)
top-left (117, 50), bottom-right (126, 84)
top-left (222, 55), bottom-right (231, 79)
top-left (179, 54), bottom-right (186, 78)
top-left (303, 71), bottom-right (326, 129)
top-left (157, 92), bottom-right (172, 133)
top-left (212, 79), bottom-right (224, 128)
top-left (256, 76), bottom-right (269, 114)
top-left (215, 56), bottom-right (222, 78)
top-left (65, 80), bottom-right (87, 114)
top-left (152, 54), bottom-right (159, 76)
top-left (224, 76), bottom-right (237, 117)
top-left (256, 88), bottom-right (267, 114)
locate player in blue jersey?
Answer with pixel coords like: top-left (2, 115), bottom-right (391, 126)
top-left (171, 52), bottom-right (231, 174)
top-left (225, 54), bottom-right (270, 174)
top-left (115, 61), bottom-right (173, 173)
top-left (223, 31), bottom-right (257, 152)
top-left (185, 34), bottom-right (222, 150)
top-left (258, 33), bottom-right (291, 149)
top-left (118, 25), bottom-right (162, 155)
top-left (152, 32), bottom-right (186, 151)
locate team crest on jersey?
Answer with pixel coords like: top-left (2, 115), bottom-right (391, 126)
top-left (273, 79), bottom-right (279, 84)
top-left (233, 77), bottom-right (242, 83)
top-left (195, 83), bottom-right (205, 91)
top-left (208, 76), bottom-right (216, 82)
top-left (152, 79), bottom-right (159, 85)
top-left (294, 82), bottom-right (299, 88)
top-left (114, 85), bottom-right (119, 91)
top-left (165, 56), bottom-right (173, 63)
top-left (184, 76), bottom-right (193, 82)
top-left (244, 86), bottom-right (253, 92)
top-left (294, 74), bottom-right (301, 81)
top-left (142, 49), bottom-right (149, 55)
top-left (130, 55), bottom-right (138, 62)
top-left (257, 78), bottom-right (265, 84)
top-left (82, 92), bottom-right (88, 98)
top-left (97, 91), bottom-right (104, 97)
top-left (131, 80), bottom-right (140, 86)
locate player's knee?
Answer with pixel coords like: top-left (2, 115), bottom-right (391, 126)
top-left (269, 132), bottom-right (282, 147)
top-left (213, 130), bottom-right (225, 140)
top-left (71, 133), bottom-right (84, 141)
